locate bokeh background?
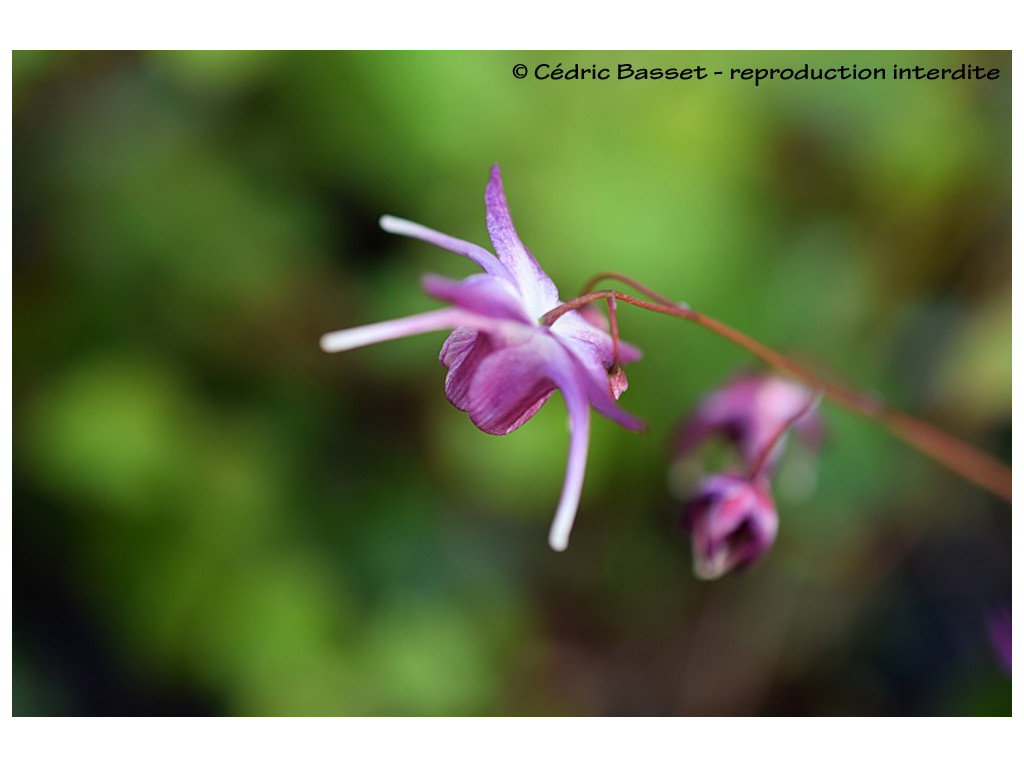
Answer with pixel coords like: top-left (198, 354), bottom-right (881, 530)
top-left (13, 50), bottom-right (1011, 715)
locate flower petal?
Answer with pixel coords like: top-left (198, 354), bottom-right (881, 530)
top-left (674, 377), bottom-right (757, 459)
top-left (380, 214), bottom-right (513, 283)
top-left (320, 307), bottom-right (520, 354)
top-left (547, 375), bottom-right (591, 552)
top-left (553, 310), bottom-right (643, 365)
top-left (484, 165), bottom-right (560, 317)
top-left (747, 377), bottom-right (821, 465)
top-left (557, 332), bottom-right (645, 432)
top-left (675, 375), bottom-right (819, 470)
top-left (461, 335), bottom-right (559, 435)
top-left (684, 474), bottom-right (778, 580)
top-left (441, 330), bottom-right (493, 413)
top-left (439, 327), bottom-right (481, 375)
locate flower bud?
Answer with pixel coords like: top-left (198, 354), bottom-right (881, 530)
top-left (682, 473), bottom-right (778, 580)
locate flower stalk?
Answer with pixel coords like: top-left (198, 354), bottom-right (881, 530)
top-left (544, 278), bottom-right (1012, 504)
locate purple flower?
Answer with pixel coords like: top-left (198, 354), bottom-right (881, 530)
top-left (675, 373), bottom-right (823, 477)
top-left (320, 165), bottom-right (642, 551)
top-left (682, 473), bottom-right (778, 580)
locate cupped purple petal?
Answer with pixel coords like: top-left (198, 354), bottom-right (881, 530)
top-left (455, 335), bottom-right (561, 435)
top-left (437, 326), bottom-right (596, 551)
top-left (440, 325), bottom-right (551, 426)
top-left (682, 473), bottom-right (778, 580)
top-left (484, 165), bottom-right (560, 317)
top-left (439, 327), bottom-right (485, 410)
top-left (422, 273), bottom-right (533, 324)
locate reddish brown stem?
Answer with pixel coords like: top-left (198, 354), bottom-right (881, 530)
top-left (541, 288), bottom-right (1011, 503)
top-left (606, 295), bottom-right (621, 370)
top-left (579, 271), bottom-right (679, 307)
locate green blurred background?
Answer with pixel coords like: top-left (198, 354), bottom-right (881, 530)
top-left (13, 51), bottom-right (1011, 715)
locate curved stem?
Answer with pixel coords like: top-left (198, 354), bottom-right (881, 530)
top-left (579, 271), bottom-right (679, 307)
top-left (542, 287), bottom-right (1012, 503)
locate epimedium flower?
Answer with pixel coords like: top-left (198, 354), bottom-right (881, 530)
top-left (320, 165), bottom-right (643, 552)
top-left (674, 373), bottom-right (823, 478)
top-left (674, 372), bottom-right (823, 578)
top-left (682, 473), bottom-right (778, 580)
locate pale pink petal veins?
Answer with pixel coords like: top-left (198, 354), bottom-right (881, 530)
top-left (460, 336), bottom-right (562, 435)
top-left (441, 329), bottom-right (556, 435)
top-left (484, 165), bottom-right (560, 317)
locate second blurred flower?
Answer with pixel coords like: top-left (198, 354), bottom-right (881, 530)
top-left (674, 373), bottom-right (823, 579)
